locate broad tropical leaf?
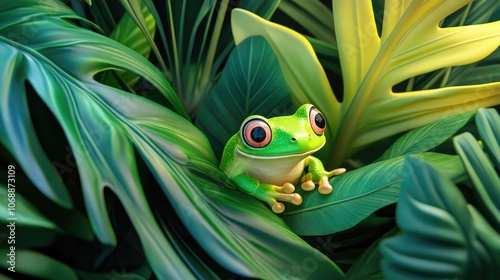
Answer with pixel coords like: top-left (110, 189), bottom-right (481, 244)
top-left (378, 110), bottom-right (475, 161)
top-left (195, 36), bottom-right (293, 157)
top-left (454, 109), bottom-right (500, 230)
top-left (454, 133), bottom-right (500, 210)
top-left (380, 108), bottom-right (500, 278)
top-left (476, 107), bottom-right (500, 169)
top-left (0, 184), bottom-right (57, 230)
top-left (380, 156), bottom-right (500, 279)
top-left (0, 1), bottom-right (192, 277)
top-left (0, 250), bottom-right (78, 280)
top-left (231, 1), bottom-right (500, 167)
top-left (281, 152), bottom-right (465, 235)
top-left (99, 0), bottom-right (156, 88)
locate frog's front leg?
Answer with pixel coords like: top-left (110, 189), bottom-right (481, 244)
top-left (301, 156), bottom-right (346, 194)
top-left (232, 174), bottom-right (302, 213)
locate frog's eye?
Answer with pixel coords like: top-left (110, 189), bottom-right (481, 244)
top-left (309, 107), bottom-right (326, 136)
top-left (242, 119), bottom-right (272, 148)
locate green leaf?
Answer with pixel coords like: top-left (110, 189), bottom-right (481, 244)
top-left (476, 108), bottom-right (500, 169)
top-left (454, 132), bottom-right (500, 230)
top-left (0, 185), bottom-right (58, 230)
top-left (467, 204), bottom-right (500, 274)
top-left (0, 1), bottom-right (190, 278)
top-left (112, 0), bottom-right (155, 60)
top-left (9, 176), bottom-right (94, 242)
top-left (281, 152), bottom-right (465, 235)
top-left (100, 0), bottom-right (156, 88)
top-left (231, 8), bottom-right (341, 129)
top-left (380, 156), bottom-right (500, 279)
top-left (277, 0), bottom-right (336, 44)
top-left (0, 3), bottom-right (76, 209)
top-left (0, 73), bottom-right (72, 208)
top-left (195, 36), bottom-right (293, 157)
top-left (0, 250), bottom-right (78, 280)
top-left (378, 110), bottom-right (476, 161)
top-left (118, 0), bottom-right (166, 77)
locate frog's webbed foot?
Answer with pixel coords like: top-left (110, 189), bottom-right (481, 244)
top-left (260, 183), bottom-right (302, 214)
top-left (301, 168), bottom-right (346, 194)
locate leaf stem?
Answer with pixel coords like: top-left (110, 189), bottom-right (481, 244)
top-left (405, 77), bottom-right (415, 92)
top-left (199, 0), bottom-right (229, 98)
top-left (166, 0), bottom-right (183, 98)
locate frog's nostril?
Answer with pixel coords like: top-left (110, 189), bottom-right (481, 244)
top-left (291, 137), bottom-right (297, 142)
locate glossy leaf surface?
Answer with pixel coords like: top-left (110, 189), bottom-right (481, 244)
top-left (0, 185), bottom-right (57, 230)
top-left (378, 110), bottom-right (475, 161)
top-left (381, 156), bottom-right (500, 279)
top-left (282, 152), bottom-right (465, 235)
top-left (0, 250), bottom-right (78, 280)
top-left (100, 0), bottom-right (156, 88)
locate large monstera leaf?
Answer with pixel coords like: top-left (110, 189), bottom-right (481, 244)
top-left (231, 0), bottom-right (500, 167)
top-left (0, 1), bottom-right (344, 279)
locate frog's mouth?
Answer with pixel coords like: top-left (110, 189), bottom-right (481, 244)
top-left (236, 142), bottom-right (325, 159)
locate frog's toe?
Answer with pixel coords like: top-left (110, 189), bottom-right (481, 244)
top-left (274, 183), bottom-right (295, 194)
top-left (273, 192), bottom-right (302, 205)
top-left (271, 201), bottom-right (285, 214)
top-left (301, 180), bottom-right (315, 191)
top-left (262, 196), bottom-right (285, 214)
top-left (289, 193), bottom-right (303, 205)
top-left (318, 177), bottom-right (333, 194)
top-left (265, 192), bottom-right (302, 213)
top-left (328, 168), bottom-right (346, 177)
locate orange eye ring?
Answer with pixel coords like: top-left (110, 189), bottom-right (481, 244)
top-left (309, 107), bottom-right (326, 136)
top-left (242, 119), bottom-right (272, 148)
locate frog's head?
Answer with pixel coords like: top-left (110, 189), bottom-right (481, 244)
top-left (236, 104), bottom-right (327, 158)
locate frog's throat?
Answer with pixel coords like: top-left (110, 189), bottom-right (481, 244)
top-left (236, 142), bottom-right (325, 159)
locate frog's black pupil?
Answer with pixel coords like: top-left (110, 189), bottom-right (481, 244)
top-left (315, 113), bottom-right (326, 128)
top-left (251, 127), bottom-right (266, 142)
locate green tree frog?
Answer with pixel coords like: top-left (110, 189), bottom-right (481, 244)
top-left (220, 104), bottom-right (345, 213)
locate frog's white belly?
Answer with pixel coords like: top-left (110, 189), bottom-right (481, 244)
top-left (231, 150), bottom-right (309, 186)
